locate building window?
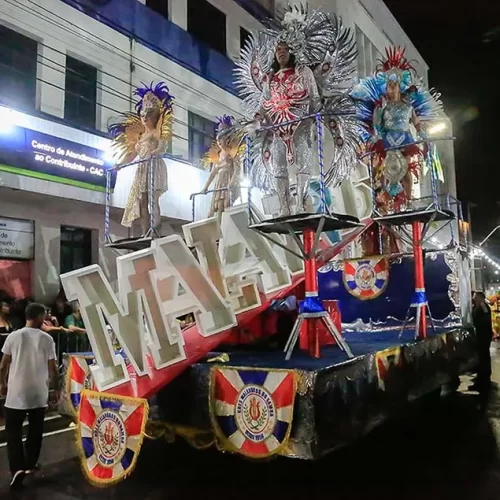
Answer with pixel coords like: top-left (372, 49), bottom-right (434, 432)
top-left (254, 0), bottom-right (274, 12)
top-left (64, 56), bottom-right (97, 129)
top-left (240, 27), bottom-right (251, 51)
top-left (355, 26), bottom-right (380, 78)
top-left (187, 0), bottom-right (226, 55)
top-left (60, 226), bottom-right (92, 275)
top-left (145, 0), bottom-right (168, 19)
top-left (188, 111), bottom-right (215, 165)
top-left (0, 25), bottom-right (37, 110)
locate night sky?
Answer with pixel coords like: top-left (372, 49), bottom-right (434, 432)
top-left (384, 0), bottom-right (500, 242)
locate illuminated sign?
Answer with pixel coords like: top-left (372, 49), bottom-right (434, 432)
top-left (0, 125), bottom-right (115, 189)
top-left (0, 217), bottom-right (34, 260)
top-left (31, 139), bottom-right (105, 178)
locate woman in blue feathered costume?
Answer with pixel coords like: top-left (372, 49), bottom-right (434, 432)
top-left (351, 47), bottom-right (443, 213)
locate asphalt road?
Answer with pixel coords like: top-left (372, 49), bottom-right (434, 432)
top-left (2, 348), bottom-right (500, 500)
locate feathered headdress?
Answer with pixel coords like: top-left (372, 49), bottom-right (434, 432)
top-left (264, 3), bottom-right (335, 66)
top-left (202, 115), bottom-right (245, 169)
top-left (109, 82), bottom-right (174, 165)
top-left (375, 47), bottom-right (416, 93)
top-left (351, 46), bottom-right (443, 142)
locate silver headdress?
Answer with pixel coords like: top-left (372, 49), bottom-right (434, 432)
top-left (266, 3), bottom-right (336, 65)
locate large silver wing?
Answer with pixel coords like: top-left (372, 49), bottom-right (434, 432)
top-left (234, 31), bottom-right (274, 118)
top-left (248, 131), bottom-right (275, 193)
top-left (313, 14), bottom-right (357, 96)
top-left (323, 94), bottom-right (362, 187)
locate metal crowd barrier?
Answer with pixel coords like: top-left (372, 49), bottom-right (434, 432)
top-left (52, 330), bottom-right (91, 363)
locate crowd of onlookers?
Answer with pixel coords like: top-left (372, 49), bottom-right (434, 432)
top-left (0, 289), bottom-right (202, 364)
top-left (0, 290), bottom-right (90, 364)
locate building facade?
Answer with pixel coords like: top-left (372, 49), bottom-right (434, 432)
top-left (0, 0), bottom-right (453, 301)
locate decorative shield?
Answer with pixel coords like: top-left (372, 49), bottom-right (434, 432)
top-left (77, 390), bottom-right (149, 487)
top-left (67, 355), bottom-right (96, 414)
top-left (383, 149), bottom-right (408, 184)
top-left (210, 367), bottom-right (296, 458)
top-left (343, 257), bottom-right (389, 300)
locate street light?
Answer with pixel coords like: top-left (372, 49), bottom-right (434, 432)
top-left (428, 121), bottom-right (446, 135)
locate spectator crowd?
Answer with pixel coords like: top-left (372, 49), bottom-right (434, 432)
top-left (0, 290), bottom-right (90, 364)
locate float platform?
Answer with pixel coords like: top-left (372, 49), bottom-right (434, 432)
top-left (152, 327), bottom-right (477, 460)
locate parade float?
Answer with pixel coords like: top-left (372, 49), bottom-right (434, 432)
top-left (58, 4), bottom-right (476, 487)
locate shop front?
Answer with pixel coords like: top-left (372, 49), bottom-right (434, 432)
top-left (0, 217), bottom-right (34, 299)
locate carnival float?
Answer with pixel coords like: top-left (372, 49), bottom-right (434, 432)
top-left (58, 4), bottom-right (476, 487)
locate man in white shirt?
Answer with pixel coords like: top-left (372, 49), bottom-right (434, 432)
top-left (0, 302), bottom-right (59, 489)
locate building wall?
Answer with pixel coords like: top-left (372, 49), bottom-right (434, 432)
top-left (0, 0), bottom-right (249, 160)
top-left (0, 0), bottom-right (458, 298)
top-left (0, 188), bottom-right (125, 301)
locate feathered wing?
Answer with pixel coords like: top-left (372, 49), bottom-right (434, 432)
top-left (108, 114), bottom-right (143, 165)
top-left (313, 13), bottom-right (357, 96)
top-left (234, 31), bottom-right (274, 118)
top-left (201, 143), bottom-right (221, 171)
top-left (350, 74), bottom-right (385, 142)
top-left (249, 131), bottom-right (275, 193)
top-left (407, 81), bottom-right (443, 122)
top-left (157, 108), bottom-right (174, 143)
top-left (323, 94), bottom-right (362, 187)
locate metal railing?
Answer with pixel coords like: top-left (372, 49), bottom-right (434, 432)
top-left (190, 187), bottom-right (230, 221)
top-left (104, 153), bottom-right (196, 244)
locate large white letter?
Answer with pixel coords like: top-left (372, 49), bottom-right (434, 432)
top-left (183, 217), bottom-right (261, 315)
top-left (219, 204), bottom-right (292, 295)
top-left (61, 247), bottom-right (186, 391)
top-left (153, 235), bottom-right (236, 336)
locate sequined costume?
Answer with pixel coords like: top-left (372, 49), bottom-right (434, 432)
top-left (351, 47), bottom-right (444, 213)
top-left (235, 4), bottom-right (360, 216)
top-left (202, 115), bottom-right (244, 218)
top-left (109, 82), bottom-right (174, 231)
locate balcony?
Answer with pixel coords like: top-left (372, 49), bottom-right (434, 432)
top-left (61, 0), bottom-right (237, 95)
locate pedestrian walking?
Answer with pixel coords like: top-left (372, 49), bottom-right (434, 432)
top-left (0, 303), bottom-right (60, 489)
top-left (471, 291), bottom-right (494, 408)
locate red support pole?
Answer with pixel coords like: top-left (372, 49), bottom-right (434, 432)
top-left (412, 221), bottom-right (427, 339)
top-left (303, 228), bottom-right (320, 358)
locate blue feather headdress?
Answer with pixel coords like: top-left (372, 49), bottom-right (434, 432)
top-left (134, 81), bottom-right (174, 117)
top-left (108, 81), bottom-right (175, 164)
top-left (351, 46), bottom-right (442, 142)
top-left (215, 114), bottom-right (236, 137)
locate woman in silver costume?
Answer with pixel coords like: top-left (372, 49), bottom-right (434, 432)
top-left (236, 4), bottom-right (360, 217)
top-left (256, 41), bottom-right (320, 215)
top-left (109, 82), bottom-right (174, 235)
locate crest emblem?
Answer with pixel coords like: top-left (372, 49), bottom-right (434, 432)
top-left (78, 390), bottom-right (148, 486)
top-left (93, 410), bottom-right (126, 468)
top-left (210, 367), bottom-right (296, 458)
top-left (236, 385), bottom-right (277, 443)
top-left (343, 257), bottom-right (389, 300)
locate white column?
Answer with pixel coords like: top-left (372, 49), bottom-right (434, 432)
top-left (172, 105), bottom-right (189, 160)
top-left (226, 16), bottom-right (240, 61)
top-left (169, 0), bottom-right (188, 30)
top-left (37, 39), bottom-right (66, 118)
